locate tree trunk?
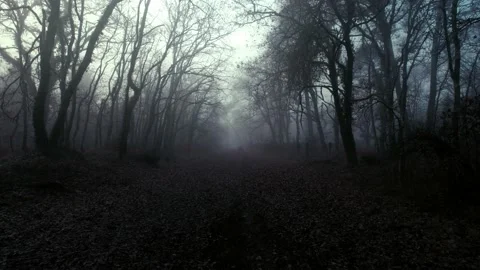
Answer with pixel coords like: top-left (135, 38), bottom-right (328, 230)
top-left (118, 0), bottom-right (152, 158)
top-left (426, 3), bottom-right (442, 131)
top-left (80, 71), bottom-right (103, 151)
top-left (20, 76), bottom-right (29, 152)
top-left (327, 35), bottom-right (358, 166)
top-left (333, 115), bottom-right (340, 153)
top-left (443, 0), bottom-right (461, 145)
top-left (304, 90), bottom-right (315, 144)
top-left (119, 91), bottom-right (141, 158)
top-left (309, 88), bottom-right (327, 152)
top-left (106, 90), bottom-right (119, 144)
top-left (342, 34), bottom-right (358, 166)
top-left (295, 101), bottom-right (301, 153)
top-left (64, 90), bottom-right (77, 147)
top-left (142, 73), bottom-right (164, 149)
top-left (96, 98), bottom-right (107, 147)
top-left (32, 0), bottom-right (61, 153)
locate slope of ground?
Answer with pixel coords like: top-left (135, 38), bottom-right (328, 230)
top-left (1, 151), bottom-right (479, 269)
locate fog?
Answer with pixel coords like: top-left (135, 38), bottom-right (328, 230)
top-left (0, 0), bottom-right (478, 161)
top-left (1, 0), bottom-right (480, 268)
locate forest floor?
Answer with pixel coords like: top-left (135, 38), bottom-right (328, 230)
top-left (1, 150), bottom-right (479, 269)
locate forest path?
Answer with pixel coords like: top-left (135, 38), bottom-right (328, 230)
top-left (1, 152), bottom-right (479, 269)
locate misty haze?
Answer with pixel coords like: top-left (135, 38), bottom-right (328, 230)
top-left (1, 0), bottom-right (480, 268)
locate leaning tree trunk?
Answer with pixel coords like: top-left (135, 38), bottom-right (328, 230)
top-left (48, 0), bottom-right (123, 148)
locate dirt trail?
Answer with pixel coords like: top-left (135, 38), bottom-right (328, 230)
top-left (1, 153), bottom-right (479, 269)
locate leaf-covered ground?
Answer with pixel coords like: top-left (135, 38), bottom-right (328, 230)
top-left (1, 152), bottom-right (479, 269)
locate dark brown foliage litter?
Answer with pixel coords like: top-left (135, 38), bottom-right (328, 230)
top-left (1, 152), bottom-right (479, 269)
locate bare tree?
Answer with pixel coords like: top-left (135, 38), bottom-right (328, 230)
top-left (118, 0), bottom-right (155, 158)
top-left (426, 0), bottom-right (443, 131)
top-left (31, 0), bottom-right (123, 155)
